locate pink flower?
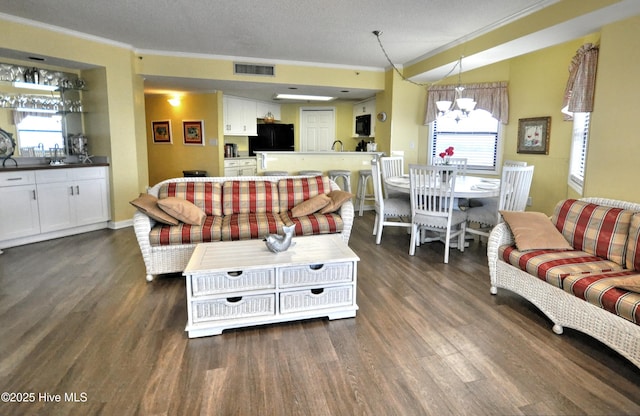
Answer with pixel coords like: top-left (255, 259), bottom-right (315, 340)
top-left (439, 146), bottom-right (455, 164)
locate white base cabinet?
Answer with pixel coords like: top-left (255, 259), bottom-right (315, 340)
top-left (0, 166), bottom-right (110, 250)
top-left (223, 158), bottom-right (257, 176)
top-left (0, 171), bottom-right (40, 240)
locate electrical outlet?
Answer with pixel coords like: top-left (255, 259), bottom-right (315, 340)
top-left (527, 196), bottom-right (532, 206)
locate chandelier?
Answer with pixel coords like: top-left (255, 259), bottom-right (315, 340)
top-left (435, 57), bottom-right (477, 121)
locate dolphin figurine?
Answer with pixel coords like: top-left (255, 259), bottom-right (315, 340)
top-left (264, 224), bottom-right (296, 253)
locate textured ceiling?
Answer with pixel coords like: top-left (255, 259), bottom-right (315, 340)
top-left (0, 0), bottom-right (553, 68)
top-left (1, 0), bottom-right (637, 101)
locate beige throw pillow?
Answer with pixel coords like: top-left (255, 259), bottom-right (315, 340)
top-left (129, 193), bottom-right (179, 225)
top-left (291, 193), bottom-right (331, 217)
top-left (157, 197), bottom-right (206, 225)
top-left (319, 190), bottom-right (353, 214)
top-left (499, 210), bottom-right (573, 251)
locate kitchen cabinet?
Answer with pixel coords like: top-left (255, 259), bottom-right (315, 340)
top-left (256, 101), bottom-right (281, 121)
top-left (36, 167), bottom-right (109, 233)
top-left (0, 166), bottom-right (110, 250)
top-left (223, 96), bottom-right (257, 136)
top-left (0, 171), bottom-right (40, 240)
top-left (224, 158), bottom-right (257, 177)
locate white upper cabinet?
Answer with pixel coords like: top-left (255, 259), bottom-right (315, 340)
top-left (223, 96), bottom-right (258, 136)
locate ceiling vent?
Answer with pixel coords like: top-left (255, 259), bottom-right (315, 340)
top-left (234, 62), bottom-right (275, 76)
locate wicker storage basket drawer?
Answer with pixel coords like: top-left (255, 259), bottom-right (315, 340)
top-left (280, 285), bottom-right (353, 314)
top-left (191, 294), bottom-right (275, 323)
top-left (278, 262), bottom-right (353, 288)
top-left (191, 269), bottom-right (276, 296)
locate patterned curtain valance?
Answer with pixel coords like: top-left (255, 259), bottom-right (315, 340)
top-left (562, 43), bottom-right (599, 120)
top-left (12, 110), bottom-right (57, 125)
top-left (424, 81), bottom-right (509, 125)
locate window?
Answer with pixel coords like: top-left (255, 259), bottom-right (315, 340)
top-left (568, 112), bottom-right (590, 194)
top-left (16, 113), bottom-right (64, 152)
top-left (429, 109), bottom-right (501, 173)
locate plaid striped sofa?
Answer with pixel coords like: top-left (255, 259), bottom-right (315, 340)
top-left (488, 198), bottom-right (640, 369)
top-left (133, 175), bottom-right (354, 283)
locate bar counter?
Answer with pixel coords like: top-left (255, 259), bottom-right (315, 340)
top-left (255, 151), bottom-right (384, 195)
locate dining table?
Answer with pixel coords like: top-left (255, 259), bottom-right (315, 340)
top-left (384, 174), bottom-right (501, 249)
top-left (384, 174), bottom-right (501, 199)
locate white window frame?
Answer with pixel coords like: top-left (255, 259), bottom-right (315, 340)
top-left (568, 112), bottom-right (590, 195)
top-left (428, 109), bottom-right (503, 175)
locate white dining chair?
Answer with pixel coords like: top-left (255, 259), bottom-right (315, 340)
top-left (466, 165), bottom-right (535, 239)
top-left (433, 157), bottom-right (468, 177)
top-left (379, 156), bottom-right (405, 198)
top-left (503, 159), bottom-right (528, 167)
top-left (371, 158), bottom-right (411, 244)
top-left (408, 164), bottom-right (467, 263)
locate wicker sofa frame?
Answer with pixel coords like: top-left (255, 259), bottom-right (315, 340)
top-left (487, 197), bottom-right (640, 369)
top-left (133, 175), bottom-right (355, 282)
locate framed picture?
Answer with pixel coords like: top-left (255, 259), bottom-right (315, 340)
top-left (151, 120), bottom-right (172, 144)
top-left (183, 120), bottom-right (204, 146)
top-left (517, 116), bottom-right (551, 154)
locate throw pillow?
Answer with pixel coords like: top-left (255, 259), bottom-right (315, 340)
top-left (291, 193), bottom-right (331, 217)
top-left (157, 197), bottom-right (207, 225)
top-left (130, 193), bottom-right (179, 225)
top-left (499, 210), bottom-right (573, 251)
top-left (319, 190), bottom-right (353, 214)
top-left (604, 275), bottom-right (640, 293)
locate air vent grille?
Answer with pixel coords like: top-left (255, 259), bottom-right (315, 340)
top-left (234, 63), bottom-right (275, 76)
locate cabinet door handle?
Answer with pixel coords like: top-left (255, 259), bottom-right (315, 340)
top-left (32, 190), bottom-right (37, 200)
top-left (7, 177), bottom-right (23, 181)
top-left (76, 185), bottom-right (80, 195)
top-left (70, 186), bottom-right (74, 196)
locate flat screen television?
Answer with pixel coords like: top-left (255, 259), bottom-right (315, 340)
top-left (355, 114), bottom-right (371, 136)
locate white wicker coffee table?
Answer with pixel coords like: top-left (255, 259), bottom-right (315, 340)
top-left (183, 234), bottom-right (360, 338)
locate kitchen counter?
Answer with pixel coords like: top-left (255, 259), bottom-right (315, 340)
top-left (255, 151), bottom-right (384, 203)
top-left (0, 162), bottom-right (110, 172)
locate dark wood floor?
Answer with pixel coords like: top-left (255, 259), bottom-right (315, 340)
top-left (1, 212), bottom-right (639, 416)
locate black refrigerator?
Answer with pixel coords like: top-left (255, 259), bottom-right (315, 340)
top-left (249, 124), bottom-right (294, 156)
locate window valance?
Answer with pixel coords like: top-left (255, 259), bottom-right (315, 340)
top-left (562, 43), bottom-right (599, 120)
top-left (12, 110), bottom-right (57, 125)
top-left (424, 81), bottom-right (509, 125)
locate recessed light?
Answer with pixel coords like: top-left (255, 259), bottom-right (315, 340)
top-left (274, 93), bottom-right (335, 101)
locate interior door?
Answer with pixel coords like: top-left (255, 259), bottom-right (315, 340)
top-left (300, 108), bottom-right (335, 152)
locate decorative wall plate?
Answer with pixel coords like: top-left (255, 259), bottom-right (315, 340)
top-left (0, 128), bottom-right (15, 158)
top-left (377, 111), bottom-right (387, 122)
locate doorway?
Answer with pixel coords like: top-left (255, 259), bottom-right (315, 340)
top-left (300, 108), bottom-right (335, 151)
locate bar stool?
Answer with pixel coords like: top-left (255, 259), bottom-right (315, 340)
top-left (298, 170), bottom-right (323, 176)
top-left (355, 169), bottom-right (374, 216)
top-left (263, 171), bottom-right (288, 176)
top-left (328, 169), bottom-right (351, 192)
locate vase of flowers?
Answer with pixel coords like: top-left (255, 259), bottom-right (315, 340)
top-left (439, 146), bottom-right (455, 183)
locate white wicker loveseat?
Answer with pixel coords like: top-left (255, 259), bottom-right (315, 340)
top-left (133, 175), bottom-right (354, 282)
top-left (488, 197), bottom-right (640, 369)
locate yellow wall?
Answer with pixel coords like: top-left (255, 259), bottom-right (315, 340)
top-left (503, 39), bottom-right (591, 213)
top-left (585, 15), bottom-right (640, 200)
top-left (145, 93), bottom-right (221, 185)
